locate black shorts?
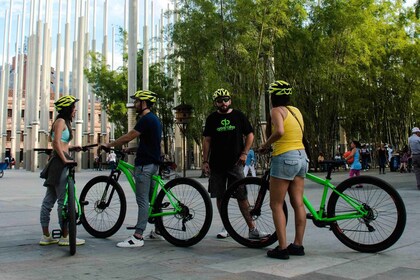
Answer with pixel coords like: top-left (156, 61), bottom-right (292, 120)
top-left (208, 164), bottom-right (246, 200)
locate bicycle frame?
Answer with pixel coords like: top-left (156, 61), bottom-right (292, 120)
top-left (111, 158), bottom-right (184, 219)
top-left (303, 172), bottom-right (369, 222)
top-left (62, 167), bottom-right (82, 221)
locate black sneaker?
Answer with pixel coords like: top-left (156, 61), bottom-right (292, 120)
top-left (267, 246), bottom-right (289, 259)
top-left (287, 243), bottom-right (305, 256)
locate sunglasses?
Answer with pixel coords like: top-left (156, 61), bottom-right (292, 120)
top-left (216, 97), bottom-right (231, 103)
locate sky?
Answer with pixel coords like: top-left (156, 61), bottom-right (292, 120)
top-left (0, 0), bottom-right (417, 71)
top-left (0, 0), bottom-right (173, 70)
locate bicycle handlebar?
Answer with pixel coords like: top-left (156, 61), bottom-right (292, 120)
top-left (34, 144), bottom-right (98, 155)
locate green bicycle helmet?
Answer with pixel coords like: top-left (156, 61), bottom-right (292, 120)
top-left (212, 88), bottom-right (231, 100)
top-left (54, 95), bottom-right (79, 111)
top-left (130, 90), bottom-right (157, 103)
top-left (268, 80), bottom-right (292, 96)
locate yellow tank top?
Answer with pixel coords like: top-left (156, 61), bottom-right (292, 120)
top-left (272, 106), bottom-right (305, 156)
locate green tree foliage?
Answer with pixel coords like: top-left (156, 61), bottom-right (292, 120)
top-left (170, 0), bottom-right (419, 160)
top-left (84, 29), bottom-right (175, 152)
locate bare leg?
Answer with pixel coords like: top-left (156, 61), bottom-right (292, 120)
top-left (269, 177), bottom-right (289, 249)
top-left (288, 176), bottom-right (306, 246)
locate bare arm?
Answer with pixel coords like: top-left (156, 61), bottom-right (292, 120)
top-left (239, 132), bottom-right (254, 164)
top-left (202, 136), bottom-right (211, 174)
top-left (104, 129), bottom-right (140, 148)
top-left (261, 107), bottom-right (285, 149)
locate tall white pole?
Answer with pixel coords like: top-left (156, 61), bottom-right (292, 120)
top-left (24, 0), bottom-right (36, 170)
top-left (55, 0), bottom-right (63, 104)
top-left (143, 0), bottom-right (149, 90)
top-left (10, 14), bottom-right (21, 163)
top-left (159, 9), bottom-right (164, 66)
top-left (89, 0), bottom-right (97, 167)
top-left (0, 9), bottom-right (9, 159)
top-left (31, 0), bottom-right (44, 171)
top-left (110, 25), bottom-right (115, 142)
top-left (150, 1), bottom-right (154, 64)
top-left (1, 0), bottom-right (14, 159)
top-left (40, 0), bottom-right (52, 135)
top-left (101, 0), bottom-right (108, 144)
top-left (127, 0), bottom-right (138, 160)
top-left (63, 0), bottom-right (71, 96)
top-left (75, 6), bottom-right (85, 167)
top-left (16, 0), bottom-right (27, 166)
top-left (82, 0), bottom-right (90, 169)
top-left (90, 0), bottom-right (96, 139)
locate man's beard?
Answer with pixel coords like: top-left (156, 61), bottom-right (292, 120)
top-left (218, 105), bottom-right (230, 113)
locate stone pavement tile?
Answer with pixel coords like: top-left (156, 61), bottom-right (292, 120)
top-left (315, 252), bottom-right (415, 280)
top-left (215, 271), bottom-right (289, 280)
top-left (364, 267), bottom-right (420, 280)
top-left (294, 272), bottom-right (351, 280)
top-left (207, 253), bottom-right (349, 278)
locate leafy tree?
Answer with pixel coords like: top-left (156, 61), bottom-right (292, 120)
top-left (84, 29), bottom-right (176, 151)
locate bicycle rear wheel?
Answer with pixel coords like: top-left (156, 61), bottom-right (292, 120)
top-left (67, 178), bottom-right (77, 255)
top-left (80, 176), bottom-right (127, 238)
top-left (327, 175), bottom-right (406, 253)
top-left (155, 178), bottom-right (213, 247)
top-left (221, 177), bottom-right (288, 248)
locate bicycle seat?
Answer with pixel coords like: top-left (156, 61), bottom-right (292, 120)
top-left (65, 162), bottom-right (78, 168)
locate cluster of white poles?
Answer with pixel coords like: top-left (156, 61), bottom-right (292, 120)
top-left (0, 0), bottom-right (178, 171)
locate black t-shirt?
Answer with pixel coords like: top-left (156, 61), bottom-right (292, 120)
top-left (133, 112), bottom-right (162, 166)
top-left (203, 109), bottom-right (253, 171)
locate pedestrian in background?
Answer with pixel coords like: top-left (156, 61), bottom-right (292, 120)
top-left (243, 148), bottom-right (256, 177)
top-left (408, 127), bottom-right (420, 190)
top-left (377, 143), bottom-right (387, 175)
top-left (344, 140), bottom-right (362, 178)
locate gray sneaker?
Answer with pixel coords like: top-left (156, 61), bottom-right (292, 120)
top-left (249, 228), bottom-right (270, 239)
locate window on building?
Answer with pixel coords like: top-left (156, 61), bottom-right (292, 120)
top-left (7, 130), bottom-right (11, 141)
top-left (8, 109), bottom-right (12, 118)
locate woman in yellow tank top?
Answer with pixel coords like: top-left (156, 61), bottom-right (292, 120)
top-left (259, 80), bottom-right (308, 259)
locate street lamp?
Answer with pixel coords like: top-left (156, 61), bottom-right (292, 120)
top-left (174, 104), bottom-right (193, 177)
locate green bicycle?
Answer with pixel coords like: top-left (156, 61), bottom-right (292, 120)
top-left (221, 157), bottom-right (406, 253)
top-left (79, 148), bottom-right (213, 247)
top-left (36, 145), bottom-right (96, 255)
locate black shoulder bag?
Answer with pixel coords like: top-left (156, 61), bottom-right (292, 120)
top-left (286, 106), bottom-right (312, 162)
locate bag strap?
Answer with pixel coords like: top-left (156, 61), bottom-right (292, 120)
top-left (285, 106), bottom-right (304, 133)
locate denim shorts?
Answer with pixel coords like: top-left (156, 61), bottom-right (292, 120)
top-left (270, 150), bottom-right (308, 180)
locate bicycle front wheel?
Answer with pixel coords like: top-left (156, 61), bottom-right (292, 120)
top-left (79, 176), bottom-right (127, 238)
top-left (155, 178), bottom-right (213, 247)
top-left (221, 177), bottom-right (287, 248)
top-left (67, 178), bottom-right (77, 255)
top-left (327, 175), bottom-right (406, 253)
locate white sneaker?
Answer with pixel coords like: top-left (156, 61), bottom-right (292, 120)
top-left (117, 235), bottom-right (144, 248)
top-left (217, 228), bottom-right (229, 239)
top-left (248, 228), bottom-right (270, 239)
top-left (58, 237), bottom-right (85, 246)
top-left (39, 234), bottom-right (59, 246)
top-left (148, 230), bottom-right (165, 240)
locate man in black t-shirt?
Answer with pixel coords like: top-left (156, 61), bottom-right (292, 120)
top-left (202, 88), bottom-right (268, 240)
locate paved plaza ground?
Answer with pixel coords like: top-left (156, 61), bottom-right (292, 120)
top-left (0, 167), bottom-right (419, 279)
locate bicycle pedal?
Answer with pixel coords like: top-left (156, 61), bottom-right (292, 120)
top-left (52, 229), bottom-right (62, 239)
top-left (80, 200), bottom-right (89, 206)
top-left (126, 226), bottom-right (135, 230)
top-left (306, 213), bottom-right (314, 220)
top-left (148, 217), bottom-right (156, 224)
